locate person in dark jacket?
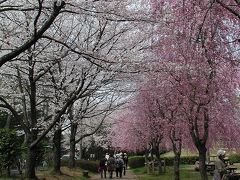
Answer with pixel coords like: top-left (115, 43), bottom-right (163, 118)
top-left (107, 154), bottom-right (115, 179)
top-left (99, 155), bottom-right (107, 178)
top-left (115, 154), bottom-right (124, 178)
top-left (123, 153), bottom-right (128, 175)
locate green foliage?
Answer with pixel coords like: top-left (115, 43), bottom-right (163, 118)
top-left (164, 156), bottom-right (198, 166)
top-left (128, 156), bottom-right (145, 168)
top-left (229, 154), bottom-right (240, 164)
top-left (0, 129), bottom-right (21, 171)
top-left (62, 160), bottom-right (99, 173)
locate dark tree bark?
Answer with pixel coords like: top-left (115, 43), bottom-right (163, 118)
top-left (152, 140), bottom-right (162, 175)
top-left (172, 140), bottom-right (181, 180)
top-left (69, 123), bottom-right (77, 168)
top-left (25, 133), bottom-right (38, 179)
top-left (189, 106), bottom-right (209, 180)
top-left (25, 147), bottom-right (37, 179)
top-left (25, 56), bottom-right (39, 179)
top-left (198, 146), bottom-right (208, 180)
top-left (170, 124), bottom-right (182, 180)
top-left (6, 166), bottom-right (10, 177)
top-left (79, 141), bottom-right (83, 160)
top-left (53, 128), bottom-right (62, 175)
top-left (155, 147), bottom-right (162, 175)
top-left (174, 154), bottom-right (181, 180)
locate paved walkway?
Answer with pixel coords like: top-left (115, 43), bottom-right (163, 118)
top-left (90, 170), bottom-right (139, 180)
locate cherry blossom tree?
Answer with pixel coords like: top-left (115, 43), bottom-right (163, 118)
top-left (66, 90), bottom-right (123, 168)
top-left (111, 80), bottom-right (171, 174)
top-left (0, 1), bottom-right (152, 179)
top-left (0, 0), bottom-right (65, 67)
top-left (145, 1), bottom-right (240, 179)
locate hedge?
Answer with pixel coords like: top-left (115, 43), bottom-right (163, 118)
top-left (128, 155), bottom-right (199, 168)
top-left (62, 159), bottom-right (99, 172)
top-left (128, 156), bottom-right (145, 168)
top-left (229, 154), bottom-right (240, 164)
top-left (164, 155), bottom-right (198, 166)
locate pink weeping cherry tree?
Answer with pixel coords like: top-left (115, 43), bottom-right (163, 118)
top-left (146, 0), bottom-right (240, 179)
top-left (111, 109), bottom-right (149, 153)
top-left (111, 78), bottom-right (176, 174)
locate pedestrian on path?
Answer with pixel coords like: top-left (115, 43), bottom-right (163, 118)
top-left (123, 153), bottom-right (128, 175)
top-left (115, 154), bottom-right (124, 178)
top-left (107, 154), bottom-right (115, 179)
top-left (99, 155), bottom-right (107, 178)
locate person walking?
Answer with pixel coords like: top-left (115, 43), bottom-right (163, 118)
top-left (123, 153), bottom-right (128, 175)
top-left (107, 154), bottom-right (115, 179)
top-left (115, 154), bottom-right (124, 178)
top-left (99, 155), bottom-right (107, 178)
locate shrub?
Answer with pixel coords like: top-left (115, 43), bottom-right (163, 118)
top-left (128, 155), bottom-right (198, 168)
top-left (0, 129), bottom-right (22, 175)
top-left (77, 160), bottom-right (99, 172)
top-left (229, 154), bottom-right (240, 164)
top-left (61, 159), bottom-right (99, 172)
top-left (180, 156), bottom-right (199, 165)
top-left (128, 156), bottom-right (145, 168)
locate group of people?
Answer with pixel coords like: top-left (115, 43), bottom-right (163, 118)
top-left (99, 152), bottom-right (128, 179)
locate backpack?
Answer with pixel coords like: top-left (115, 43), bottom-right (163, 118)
top-left (116, 158), bottom-right (123, 168)
top-left (107, 157), bottom-right (115, 171)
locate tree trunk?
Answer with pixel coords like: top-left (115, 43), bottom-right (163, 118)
top-left (79, 141), bottom-right (83, 160)
top-left (206, 150), bottom-right (210, 163)
top-left (198, 146), bottom-right (208, 180)
top-left (158, 157), bottom-right (162, 175)
top-left (174, 154), bottom-right (180, 180)
top-left (69, 123), bottom-right (77, 168)
top-left (53, 128), bottom-right (62, 175)
top-left (25, 146), bottom-right (37, 179)
top-left (6, 166), bottom-right (10, 177)
top-left (144, 151), bottom-right (148, 168)
top-left (154, 145), bottom-right (162, 175)
top-left (4, 114), bottom-right (11, 128)
top-left (171, 133), bottom-right (182, 180)
top-left (69, 141), bottom-right (76, 168)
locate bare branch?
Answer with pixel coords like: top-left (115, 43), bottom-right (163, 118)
top-left (216, 0), bottom-right (240, 20)
top-left (0, 96), bottom-right (29, 133)
top-left (0, 1), bottom-right (66, 67)
top-left (41, 35), bottom-right (115, 67)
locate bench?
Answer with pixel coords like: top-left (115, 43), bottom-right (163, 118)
top-left (206, 163), bottom-right (215, 175)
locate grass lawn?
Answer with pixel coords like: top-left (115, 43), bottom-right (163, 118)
top-left (0, 167), bottom-right (95, 180)
top-left (162, 150), bottom-right (198, 157)
top-left (132, 163), bottom-right (240, 180)
top-left (132, 165), bottom-right (209, 180)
